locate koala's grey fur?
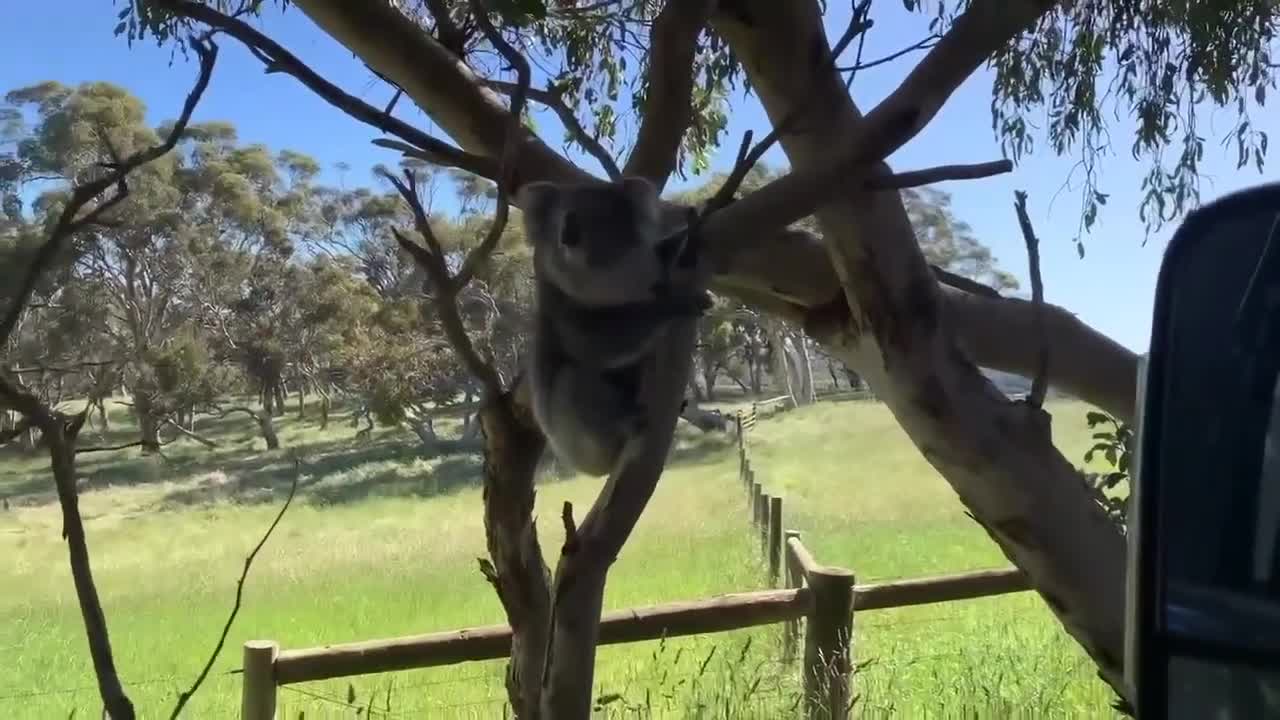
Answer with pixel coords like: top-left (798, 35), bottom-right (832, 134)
top-left (517, 176), bottom-right (710, 476)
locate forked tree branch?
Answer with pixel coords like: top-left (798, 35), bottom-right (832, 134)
top-left (484, 79), bottom-right (623, 181)
top-left (706, 1), bottom-right (873, 214)
top-left (169, 456), bottom-right (301, 720)
top-left (161, 0), bottom-right (498, 179)
top-left (385, 171), bottom-right (504, 394)
top-left (1014, 190), bottom-right (1049, 407)
top-left (621, 0), bottom-right (717, 189)
top-left (700, 0), bottom-right (1063, 253)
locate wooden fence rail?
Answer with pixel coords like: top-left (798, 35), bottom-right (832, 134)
top-left (240, 397), bottom-right (1033, 719)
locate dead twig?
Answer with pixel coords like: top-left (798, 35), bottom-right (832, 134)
top-left (866, 159), bottom-right (1014, 190)
top-left (838, 33), bottom-right (941, 74)
top-left (169, 455), bottom-right (302, 719)
top-left (1013, 190), bottom-right (1049, 407)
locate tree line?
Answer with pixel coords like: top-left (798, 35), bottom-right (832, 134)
top-left (0, 79), bottom-right (1018, 453)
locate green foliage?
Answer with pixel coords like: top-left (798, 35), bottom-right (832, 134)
top-left (989, 0), bottom-right (1280, 250)
top-left (1081, 411), bottom-right (1133, 527)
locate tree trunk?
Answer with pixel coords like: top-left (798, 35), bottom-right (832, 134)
top-left (319, 394), bottom-right (330, 430)
top-left (827, 360), bottom-right (841, 389)
top-left (477, 383), bottom-right (552, 718)
top-left (132, 393), bottom-right (161, 454)
top-left (258, 412), bottom-right (280, 450)
top-left (46, 420), bottom-right (136, 719)
top-left (408, 416), bottom-right (438, 446)
top-left (713, 0), bottom-right (1126, 691)
top-left (297, 386), bottom-right (305, 419)
top-left (795, 334), bottom-right (816, 406)
top-left (768, 321), bottom-right (798, 404)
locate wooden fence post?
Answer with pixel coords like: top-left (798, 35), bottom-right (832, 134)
top-left (783, 530), bottom-right (802, 662)
top-left (768, 496), bottom-right (783, 586)
top-left (804, 568), bottom-right (855, 720)
top-left (242, 640), bottom-right (279, 720)
top-left (759, 493), bottom-right (771, 555)
top-left (751, 481), bottom-right (763, 525)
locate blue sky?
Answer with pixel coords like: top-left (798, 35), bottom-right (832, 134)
top-left (3, 2), bottom-right (1275, 353)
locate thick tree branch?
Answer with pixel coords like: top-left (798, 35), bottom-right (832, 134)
top-left (940, 288), bottom-right (1138, 423)
top-left (716, 0), bottom-right (1128, 699)
top-left (162, 0), bottom-right (497, 179)
top-left (291, 0), bottom-right (592, 186)
top-left (622, 0), bottom-right (717, 189)
top-left (169, 457), bottom-right (300, 719)
top-left (0, 376), bottom-right (136, 718)
top-left (484, 79), bottom-right (622, 181)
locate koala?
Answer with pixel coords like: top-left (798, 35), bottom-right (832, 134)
top-left (517, 176), bottom-right (711, 475)
top-left (517, 176), bottom-right (703, 309)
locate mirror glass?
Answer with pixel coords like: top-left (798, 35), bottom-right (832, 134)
top-left (1141, 187), bottom-right (1280, 717)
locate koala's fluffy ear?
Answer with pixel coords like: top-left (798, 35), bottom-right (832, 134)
top-left (515, 181), bottom-right (559, 214)
top-left (620, 176), bottom-right (658, 206)
top-left (515, 181), bottom-right (562, 246)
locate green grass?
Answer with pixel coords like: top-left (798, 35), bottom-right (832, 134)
top-left (0, 395), bottom-right (1123, 718)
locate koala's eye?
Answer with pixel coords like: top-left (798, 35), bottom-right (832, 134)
top-left (560, 212), bottom-right (582, 248)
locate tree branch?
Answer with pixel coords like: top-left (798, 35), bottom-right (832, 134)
top-left (706, 2), bottom-right (873, 214)
top-left (484, 79), bottom-right (622, 181)
top-left (838, 33), bottom-right (942, 73)
top-left (453, 0), bottom-right (532, 289)
top-left (1013, 190), bottom-right (1049, 408)
top-left (700, 0), bottom-right (1063, 253)
top-left (385, 173), bottom-right (504, 394)
top-left (169, 456), bottom-right (300, 719)
top-left (621, 0), bottom-right (717, 189)
top-left (939, 287), bottom-right (1138, 422)
top-left (865, 159), bottom-right (1013, 190)
top-left (291, 0), bottom-right (592, 186)
top-left (161, 0), bottom-right (497, 179)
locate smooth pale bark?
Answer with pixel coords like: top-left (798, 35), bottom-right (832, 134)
top-left (713, 0), bottom-right (1126, 692)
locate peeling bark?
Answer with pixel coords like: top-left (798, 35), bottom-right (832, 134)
top-left (477, 381), bottom-right (551, 717)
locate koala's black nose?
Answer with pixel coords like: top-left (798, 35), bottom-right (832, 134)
top-left (560, 211), bottom-right (582, 248)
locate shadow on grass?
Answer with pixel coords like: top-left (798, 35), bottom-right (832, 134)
top-left (154, 438), bottom-right (486, 509)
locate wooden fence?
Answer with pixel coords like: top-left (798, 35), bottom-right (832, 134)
top-left (240, 395), bottom-right (1032, 720)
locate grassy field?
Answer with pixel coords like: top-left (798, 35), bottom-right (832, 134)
top-left (0, 393), bottom-right (1124, 718)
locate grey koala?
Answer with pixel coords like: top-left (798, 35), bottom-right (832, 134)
top-left (517, 176), bottom-right (710, 475)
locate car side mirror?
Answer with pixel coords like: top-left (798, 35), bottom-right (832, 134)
top-left (1131, 182), bottom-right (1280, 717)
